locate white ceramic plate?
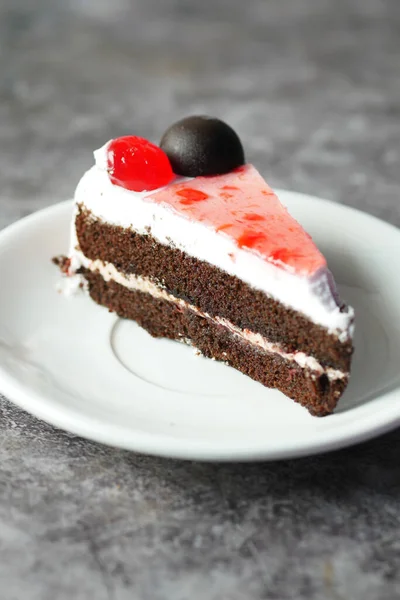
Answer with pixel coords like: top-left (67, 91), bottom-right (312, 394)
top-left (0, 193), bottom-right (399, 461)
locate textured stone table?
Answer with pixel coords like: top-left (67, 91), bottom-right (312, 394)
top-left (1, 1), bottom-right (400, 598)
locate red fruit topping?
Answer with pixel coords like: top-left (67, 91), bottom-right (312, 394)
top-left (243, 213), bottom-right (265, 221)
top-left (237, 231), bottom-right (267, 249)
top-left (176, 188), bottom-right (209, 205)
top-left (270, 248), bottom-right (304, 263)
top-left (270, 248), bottom-right (290, 262)
top-left (106, 136), bottom-right (174, 192)
top-left (149, 164), bottom-right (327, 275)
top-left (216, 223), bottom-right (233, 232)
top-left (219, 191), bottom-right (234, 199)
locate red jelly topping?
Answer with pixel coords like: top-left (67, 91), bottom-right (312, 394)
top-left (237, 231), bottom-right (267, 249)
top-left (149, 164), bottom-right (326, 276)
top-left (216, 223), bottom-right (233, 232)
top-left (243, 213), bottom-right (265, 221)
top-left (219, 191), bottom-right (234, 200)
top-left (270, 248), bottom-right (293, 263)
top-left (176, 188), bottom-right (209, 204)
top-left (106, 136), bottom-right (174, 192)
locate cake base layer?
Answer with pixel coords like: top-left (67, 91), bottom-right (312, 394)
top-left (75, 206), bottom-right (353, 372)
top-left (82, 269), bottom-right (347, 416)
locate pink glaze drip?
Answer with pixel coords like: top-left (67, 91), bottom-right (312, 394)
top-left (149, 164), bottom-right (326, 276)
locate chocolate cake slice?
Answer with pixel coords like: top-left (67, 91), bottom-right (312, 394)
top-left (60, 116), bottom-right (354, 416)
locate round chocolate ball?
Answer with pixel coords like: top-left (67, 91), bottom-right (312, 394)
top-left (160, 115), bottom-right (245, 177)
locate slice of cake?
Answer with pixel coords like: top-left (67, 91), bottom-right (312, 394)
top-left (59, 116), bottom-right (354, 416)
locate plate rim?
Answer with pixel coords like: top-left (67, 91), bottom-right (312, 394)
top-left (0, 194), bottom-right (399, 462)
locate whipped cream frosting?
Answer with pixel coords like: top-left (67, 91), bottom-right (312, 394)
top-left (72, 151), bottom-right (354, 339)
top-left (72, 250), bottom-right (347, 381)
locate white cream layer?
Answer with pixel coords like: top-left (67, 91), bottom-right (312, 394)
top-left (73, 249), bottom-right (346, 382)
top-left (74, 163), bottom-right (354, 340)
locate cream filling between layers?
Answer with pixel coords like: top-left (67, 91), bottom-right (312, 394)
top-left (74, 250), bottom-right (347, 382)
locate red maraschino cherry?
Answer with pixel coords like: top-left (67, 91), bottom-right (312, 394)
top-left (103, 136), bottom-right (175, 192)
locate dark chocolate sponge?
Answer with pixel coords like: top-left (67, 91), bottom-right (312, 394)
top-left (160, 115), bottom-right (245, 177)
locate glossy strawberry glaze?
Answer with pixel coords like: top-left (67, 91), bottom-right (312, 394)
top-left (149, 165), bottom-right (326, 276)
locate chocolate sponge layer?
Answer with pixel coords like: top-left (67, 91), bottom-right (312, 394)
top-left (82, 269), bottom-right (347, 417)
top-left (75, 206), bottom-right (353, 372)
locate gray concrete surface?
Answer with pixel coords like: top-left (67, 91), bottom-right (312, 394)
top-left (0, 1), bottom-right (400, 598)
